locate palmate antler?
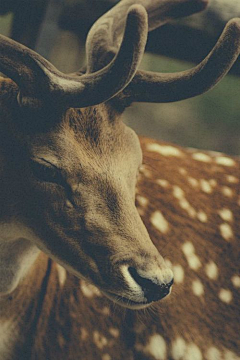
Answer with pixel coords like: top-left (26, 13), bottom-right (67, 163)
top-left (0, 0), bottom-right (240, 110)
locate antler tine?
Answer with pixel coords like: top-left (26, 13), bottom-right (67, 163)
top-left (120, 18), bottom-right (240, 104)
top-left (86, 0), bottom-right (208, 73)
top-left (0, 5), bottom-right (147, 109)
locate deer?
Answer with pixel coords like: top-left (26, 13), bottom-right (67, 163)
top-left (0, 0), bottom-right (239, 359)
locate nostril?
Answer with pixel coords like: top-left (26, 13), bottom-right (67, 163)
top-left (128, 267), bottom-right (173, 302)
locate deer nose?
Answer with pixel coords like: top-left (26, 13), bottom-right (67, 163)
top-left (128, 267), bottom-right (174, 302)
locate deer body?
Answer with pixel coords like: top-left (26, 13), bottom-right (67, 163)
top-left (0, 118), bottom-right (239, 359)
top-left (0, 0), bottom-right (240, 359)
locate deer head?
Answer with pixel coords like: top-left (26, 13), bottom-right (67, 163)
top-left (0, 0), bottom-right (240, 309)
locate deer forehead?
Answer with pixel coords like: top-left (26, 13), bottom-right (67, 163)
top-left (30, 109), bottom-right (142, 181)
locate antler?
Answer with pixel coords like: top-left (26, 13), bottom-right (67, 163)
top-left (86, 0), bottom-right (240, 105)
top-left (1, 0), bottom-right (239, 109)
top-left (0, 5), bottom-right (148, 109)
top-left (120, 17), bottom-right (240, 103)
top-left (86, 0), bottom-right (209, 72)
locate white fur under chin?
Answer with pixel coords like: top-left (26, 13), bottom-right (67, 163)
top-left (0, 222), bottom-right (40, 295)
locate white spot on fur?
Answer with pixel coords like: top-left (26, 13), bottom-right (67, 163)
top-left (188, 177), bottom-right (199, 188)
top-left (172, 339), bottom-right (203, 360)
top-left (102, 354), bottom-right (111, 360)
top-left (192, 279), bottom-right (204, 296)
top-left (81, 280), bottom-right (101, 298)
top-left (145, 334), bottom-right (167, 359)
top-left (218, 209), bottom-right (233, 222)
top-left (102, 355), bottom-right (111, 360)
top-left (185, 343), bottom-right (202, 360)
top-left (197, 211), bottom-right (208, 223)
top-left (192, 153), bottom-right (212, 163)
top-left (56, 264), bottom-right (67, 287)
top-left (224, 349), bottom-right (240, 360)
top-left (179, 198), bottom-right (189, 209)
top-left (219, 289), bottom-right (232, 303)
top-left (222, 187), bottom-right (233, 198)
top-left (182, 242), bottom-right (195, 256)
top-left (231, 275), bottom-right (240, 288)
top-left (219, 223), bottom-right (233, 241)
top-left (147, 143), bottom-right (183, 157)
top-left (182, 242), bottom-right (201, 270)
top-left (93, 331), bottom-right (108, 349)
top-left (179, 167), bottom-right (187, 175)
top-left (188, 255), bottom-right (202, 270)
top-left (215, 157), bottom-right (236, 167)
top-left (188, 207), bottom-right (197, 218)
top-left (156, 179), bottom-right (169, 188)
top-left (206, 347), bottom-right (222, 360)
top-left (200, 179), bottom-right (212, 193)
top-left (151, 211), bottom-right (169, 234)
top-left (136, 195), bottom-right (148, 207)
top-left (139, 165), bottom-right (152, 178)
top-left (171, 337), bottom-right (186, 359)
top-left (226, 175), bottom-right (238, 184)
top-left (173, 186), bottom-right (185, 199)
top-left (109, 328), bottom-right (119, 338)
top-left (205, 261), bottom-right (218, 280)
top-left (179, 199), bottom-right (197, 218)
top-left (172, 186), bottom-right (197, 218)
top-left (172, 265), bottom-right (184, 284)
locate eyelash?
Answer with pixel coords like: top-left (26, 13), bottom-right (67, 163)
top-left (30, 161), bottom-right (65, 186)
top-left (30, 159), bottom-right (76, 207)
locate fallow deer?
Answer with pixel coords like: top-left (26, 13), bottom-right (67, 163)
top-left (0, 0), bottom-right (239, 359)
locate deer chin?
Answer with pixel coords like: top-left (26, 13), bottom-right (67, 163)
top-left (102, 290), bottom-right (150, 310)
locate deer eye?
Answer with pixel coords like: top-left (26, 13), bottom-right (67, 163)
top-left (30, 159), bottom-right (64, 186)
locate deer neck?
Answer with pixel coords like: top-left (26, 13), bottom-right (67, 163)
top-left (0, 248), bottom-right (50, 360)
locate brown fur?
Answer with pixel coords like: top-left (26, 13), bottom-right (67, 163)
top-left (0, 3), bottom-right (240, 355)
top-left (0, 110), bottom-right (239, 358)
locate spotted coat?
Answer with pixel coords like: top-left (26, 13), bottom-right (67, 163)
top-left (1, 137), bottom-right (239, 360)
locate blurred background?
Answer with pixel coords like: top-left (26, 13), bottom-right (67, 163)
top-left (0, 0), bottom-right (240, 155)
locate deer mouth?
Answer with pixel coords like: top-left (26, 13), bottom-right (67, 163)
top-left (102, 290), bottom-right (150, 310)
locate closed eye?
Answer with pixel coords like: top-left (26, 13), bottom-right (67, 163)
top-left (30, 158), bottom-right (65, 186)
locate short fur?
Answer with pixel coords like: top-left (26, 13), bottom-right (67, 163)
top-left (0, 0), bottom-right (240, 359)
